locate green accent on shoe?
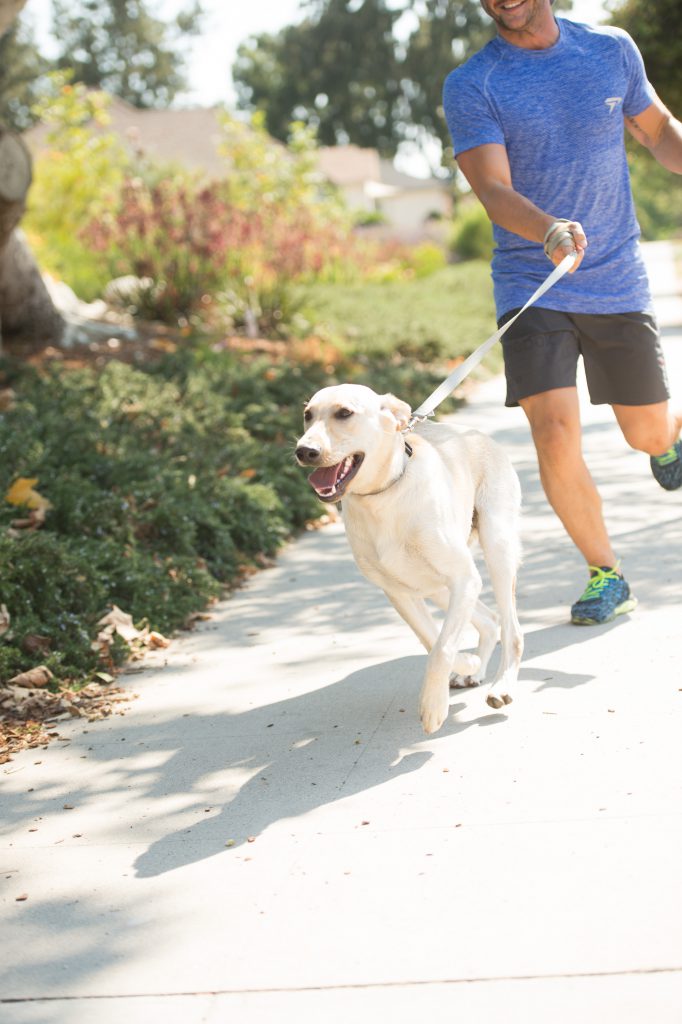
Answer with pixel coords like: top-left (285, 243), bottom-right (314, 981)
top-left (570, 565), bottom-right (638, 626)
top-left (650, 438), bottom-right (682, 491)
top-left (652, 446), bottom-right (679, 466)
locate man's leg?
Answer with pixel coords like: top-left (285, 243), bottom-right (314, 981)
top-left (613, 401), bottom-right (682, 491)
top-left (612, 400), bottom-right (682, 455)
top-left (519, 386), bottom-right (637, 624)
top-left (519, 386), bottom-right (617, 567)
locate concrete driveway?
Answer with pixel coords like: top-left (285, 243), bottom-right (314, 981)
top-left (1, 243), bottom-right (680, 1023)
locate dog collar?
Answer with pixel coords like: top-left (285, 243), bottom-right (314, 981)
top-left (352, 439), bottom-right (413, 498)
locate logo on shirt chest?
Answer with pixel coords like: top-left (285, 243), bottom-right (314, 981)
top-left (605, 96), bottom-right (623, 113)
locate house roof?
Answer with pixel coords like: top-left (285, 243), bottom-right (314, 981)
top-left (317, 144), bottom-right (381, 186)
top-left (317, 144), bottom-right (448, 194)
top-left (25, 96), bottom-right (228, 180)
top-left (379, 159), bottom-right (448, 192)
top-left (25, 98), bottom-right (448, 199)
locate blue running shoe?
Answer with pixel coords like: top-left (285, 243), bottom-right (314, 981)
top-left (570, 565), bottom-right (637, 625)
top-left (650, 439), bottom-right (682, 491)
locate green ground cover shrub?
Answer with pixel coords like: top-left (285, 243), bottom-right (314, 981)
top-left (0, 345), bottom-right (454, 687)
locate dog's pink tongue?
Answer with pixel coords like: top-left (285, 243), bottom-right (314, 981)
top-left (308, 462), bottom-right (341, 494)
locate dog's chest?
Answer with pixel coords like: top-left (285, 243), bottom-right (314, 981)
top-left (344, 511), bottom-right (448, 593)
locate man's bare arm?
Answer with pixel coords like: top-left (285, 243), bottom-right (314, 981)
top-left (625, 95), bottom-right (682, 173)
top-left (456, 142), bottom-right (586, 270)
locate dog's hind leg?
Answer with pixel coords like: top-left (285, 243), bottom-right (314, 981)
top-left (385, 591), bottom-right (481, 682)
top-left (477, 520), bottom-right (523, 710)
top-left (431, 590), bottom-right (494, 686)
top-left (383, 591), bottom-right (439, 653)
top-left (467, 599), bottom-right (500, 683)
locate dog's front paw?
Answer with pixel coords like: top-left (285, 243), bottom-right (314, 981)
top-left (419, 691), bottom-right (449, 735)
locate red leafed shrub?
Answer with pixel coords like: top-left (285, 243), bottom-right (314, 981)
top-left (83, 172), bottom-right (370, 326)
top-left (83, 176), bottom-right (258, 321)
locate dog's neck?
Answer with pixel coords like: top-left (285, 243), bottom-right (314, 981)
top-left (350, 437), bottom-right (413, 498)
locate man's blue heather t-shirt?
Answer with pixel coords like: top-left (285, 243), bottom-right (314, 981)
top-left (442, 18), bottom-right (656, 318)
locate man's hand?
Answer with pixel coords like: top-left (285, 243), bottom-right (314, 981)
top-left (544, 219), bottom-right (587, 272)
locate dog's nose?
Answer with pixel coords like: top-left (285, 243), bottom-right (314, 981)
top-left (295, 445), bottom-right (321, 465)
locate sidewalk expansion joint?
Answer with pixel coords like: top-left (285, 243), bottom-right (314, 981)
top-left (4, 965), bottom-right (682, 1003)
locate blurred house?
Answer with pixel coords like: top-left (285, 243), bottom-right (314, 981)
top-left (24, 96), bottom-right (227, 179)
top-left (317, 144), bottom-right (452, 243)
top-left (25, 98), bottom-right (451, 242)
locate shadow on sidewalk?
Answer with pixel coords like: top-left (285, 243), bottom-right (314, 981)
top-left (130, 656), bottom-right (511, 878)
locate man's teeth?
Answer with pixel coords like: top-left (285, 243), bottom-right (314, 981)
top-left (501, 1), bottom-right (524, 8)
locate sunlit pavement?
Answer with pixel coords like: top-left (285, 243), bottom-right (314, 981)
top-left (1, 242), bottom-right (680, 1023)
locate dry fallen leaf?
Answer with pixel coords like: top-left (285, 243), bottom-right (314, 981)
top-left (149, 337), bottom-right (177, 353)
top-left (148, 631), bottom-right (170, 649)
top-left (5, 477), bottom-right (52, 513)
top-left (8, 666), bottom-right (54, 689)
top-left (0, 604), bottom-right (10, 637)
top-left (22, 634), bottom-right (52, 657)
top-left (95, 605), bottom-right (142, 645)
top-left (0, 683), bottom-right (136, 762)
top-left (0, 388), bottom-right (16, 412)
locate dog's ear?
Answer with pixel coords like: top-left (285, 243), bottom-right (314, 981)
top-left (380, 393), bottom-right (412, 431)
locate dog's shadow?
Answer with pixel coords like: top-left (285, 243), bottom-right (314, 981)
top-left (132, 655), bottom-right (505, 878)
top-left (132, 606), bottom-right (610, 879)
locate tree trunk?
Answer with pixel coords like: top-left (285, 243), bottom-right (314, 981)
top-left (0, 0), bottom-right (27, 38)
top-left (0, 127), bottom-right (64, 347)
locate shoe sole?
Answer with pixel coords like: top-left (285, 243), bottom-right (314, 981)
top-left (652, 475), bottom-right (682, 491)
top-left (571, 595), bottom-right (638, 626)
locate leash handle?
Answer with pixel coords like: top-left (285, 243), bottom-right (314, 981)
top-left (407, 252), bottom-right (577, 428)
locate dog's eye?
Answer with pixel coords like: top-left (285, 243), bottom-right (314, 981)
top-left (335, 408), bottom-right (354, 420)
top-left (303, 409), bottom-right (312, 423)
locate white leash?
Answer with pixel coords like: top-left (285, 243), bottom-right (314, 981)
top-left (406, 252), bottom-right (577, 430)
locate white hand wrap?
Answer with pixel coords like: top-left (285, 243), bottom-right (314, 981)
top-left (543, 219), bottom-right (579, 259)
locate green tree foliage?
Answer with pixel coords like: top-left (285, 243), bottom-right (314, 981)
top-left (627, 148), bottom-right (682, 240)
top-left (25, 76), bottom-right (130, 299)
top-left (0, 15), bottom-right (48, 130)
top-left (608, 0), bottom-right (682, 239)
top-left (233, 0), bottom-right (404, 154)
top-left (401, 0), bottom-right (493, 157)
top-left (51, 0), bottom-right (203, 108)
top-left (233, 0), bottom-right (575, 164)
top-left (403, 0), bottom-right (572, 158)
top-left (609, 0), bottom-right (681, 113)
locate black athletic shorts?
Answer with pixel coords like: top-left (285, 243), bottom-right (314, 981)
top-left (498, 306), bottom-right (671, 408)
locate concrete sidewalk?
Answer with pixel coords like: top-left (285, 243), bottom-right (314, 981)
top-left (1, 243), bottom-right (681, 1023)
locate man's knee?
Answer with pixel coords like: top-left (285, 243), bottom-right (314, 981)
top-left (617, 411), bottom-right (675, 455)
top-left (528, 413), bottom-right (581, 463)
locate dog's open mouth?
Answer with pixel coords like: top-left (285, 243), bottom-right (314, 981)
top-left (308, 454), bottom-right (364, 502)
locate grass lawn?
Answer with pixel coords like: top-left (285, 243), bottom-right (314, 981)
top-left (304, 259), bottom-right (502, 373)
